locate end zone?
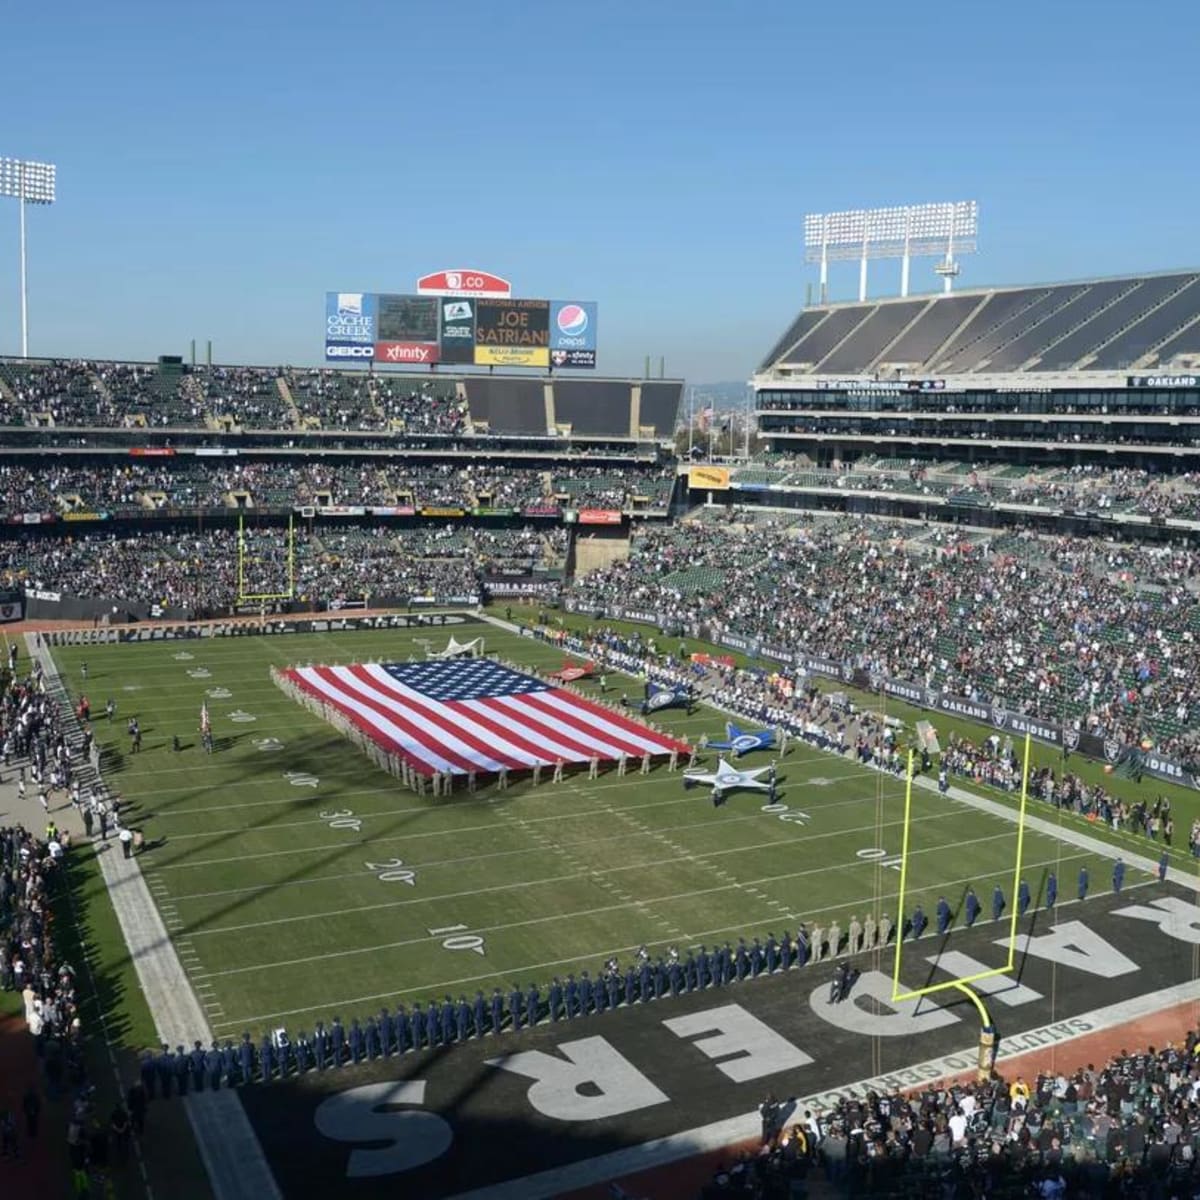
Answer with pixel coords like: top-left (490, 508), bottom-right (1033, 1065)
top-left (238, 881), bottom-right (1200, 1200)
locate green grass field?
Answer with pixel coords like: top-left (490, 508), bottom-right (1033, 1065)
top-left (47, 621), bottom-right (1131, 1040)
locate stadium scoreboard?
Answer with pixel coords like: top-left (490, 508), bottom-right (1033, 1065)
top-left (326, 291), bottom-right (596, 368)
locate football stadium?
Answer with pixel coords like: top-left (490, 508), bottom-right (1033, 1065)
top-left (5, 12), bottom-right (1200, 1200)
top-left (5, 288), bottom-right (1200, 1200)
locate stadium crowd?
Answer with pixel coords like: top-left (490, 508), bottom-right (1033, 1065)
top-left (737, 456), bottom-right (1200, 524)
top-left (0, 360), bottom-right (473, 435)
top-left (544, 616), bottom-right (1183, 876)
top-left (0, 458), bottom-right (669, 516)
top-left (569, 519), bottom-right (1200, 765)
top-left (698, 1034), bottom-right (1200, 1199)
top-left (0, 525), bottom-right (566, 614)
top-left (0, 666), bottom-right (130, 1188)
top-left (372, 378), bottom-right (467, 436)
top-left (1, 820), bottom-right (141, 1191)
top-left (553, 465), bottom-right (677, 509)
top-left (768, 418), bottom-right (1200, 450)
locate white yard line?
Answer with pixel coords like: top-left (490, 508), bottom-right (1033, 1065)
top-left (149, 774), bottom-right (905, 867)
top-left (209, 861), bottom-right (1134, 1030)
top-left (161, 793), bottom-right (942, 902)
top-left (169, 796), bottom-right (950, 902)
top-left (191, 828), bottom-right (1060, 971)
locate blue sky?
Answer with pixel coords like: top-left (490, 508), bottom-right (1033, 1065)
top-left (2, 0), bottom-right (1198, 381)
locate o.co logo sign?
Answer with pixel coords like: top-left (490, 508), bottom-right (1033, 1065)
top-left (416, 270), bottom-right (511, 298)
top-left (688, 465), bottom-right (731, 491)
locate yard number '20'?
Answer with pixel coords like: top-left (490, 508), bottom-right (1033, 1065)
top-left (365, 859), bottom-right (416, 885)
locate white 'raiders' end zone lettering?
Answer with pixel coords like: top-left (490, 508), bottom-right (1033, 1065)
top-left (998, 921), bottom-right (1138, 978)
top-left (810, 970), bottom-right (961, 1036)
top-left (662, 1003), bottom-right (814, 1083)
top-left (487, 1037), bottom-right (669, 1121)
top-left (313, 1081), bottom-right (452, 1178)
top-left (311, 957), bottom-right (1178, 1180)
top-left (1114, 896), bottom-right (1200, 943)
top-left (924, 952), bottom-right (1043, 1007)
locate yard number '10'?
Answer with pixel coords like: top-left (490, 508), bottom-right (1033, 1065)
top-left (319, 809), bottom-right (362, 832)
top-left (428, 924), bottom-right (486, 955)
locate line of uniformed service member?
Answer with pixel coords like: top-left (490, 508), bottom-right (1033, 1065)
top-left (131, 853), bottom-right (1157, 1092)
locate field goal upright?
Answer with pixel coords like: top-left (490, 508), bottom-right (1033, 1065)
top-left (890, 733), bottom-right (1033, 1073)
top-left (236, 513), bottom-right (296, 606)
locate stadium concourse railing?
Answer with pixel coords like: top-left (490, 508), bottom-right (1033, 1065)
top-left (36, 609), bottom-right (478, 646)
top-left (16, 584), bottom-right (485, 627)
top-left (562, 598), bottom-right (1200, 793)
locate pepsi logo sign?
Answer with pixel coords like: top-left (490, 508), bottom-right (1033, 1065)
top-left (556, 304), bottom-right (589, 337)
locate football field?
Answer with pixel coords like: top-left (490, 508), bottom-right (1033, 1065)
top-left (48, 618), bottom-right (1117, 1040)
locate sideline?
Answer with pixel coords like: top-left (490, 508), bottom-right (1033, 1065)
top-left (925, 774), bottom-right (1185, 883)
top-left (481, 614), bottom-right (1178, 880)
top-left (29, 633), bottom-right (282, 1200)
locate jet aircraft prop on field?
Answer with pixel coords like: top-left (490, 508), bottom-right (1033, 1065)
top-left (682, 758), bottom-right (778, 806)
top-left (706, 721), bottom-right (775, 757)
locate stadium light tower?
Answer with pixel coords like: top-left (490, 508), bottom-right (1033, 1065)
top-left (0, 158), bottom-right (57, 357)
top-left (804, 201), bottom-right (978, 302)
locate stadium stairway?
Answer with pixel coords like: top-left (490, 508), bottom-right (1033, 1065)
top-left (89, 367), bottom-right (116, 416)
top-left (364, 378), bottom-right (387, 426)
top-left (275, 375), bottom-right (301, 427)
top-left (457, 381), bottom-right (474, 435)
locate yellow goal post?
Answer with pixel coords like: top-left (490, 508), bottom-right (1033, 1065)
top-left (890, 732), bottom-right (1033, 1028)
top-left (236, 513), bottom-right (296, 604)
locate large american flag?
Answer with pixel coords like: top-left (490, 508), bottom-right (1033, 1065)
top-left (283, 659), bottom-right (688, 777)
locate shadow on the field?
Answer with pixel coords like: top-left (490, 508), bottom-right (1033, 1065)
top-left (92, 748), bottom-right (553, 986)
top-left (73, 699), bottom-right (649, 1050)
top-left (911, 868), bottom-right (1056, 1019)
top-left (235, 1046), bottom-right (724, 1200)
top-left (55, 842), bottom-right (139, 1049)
